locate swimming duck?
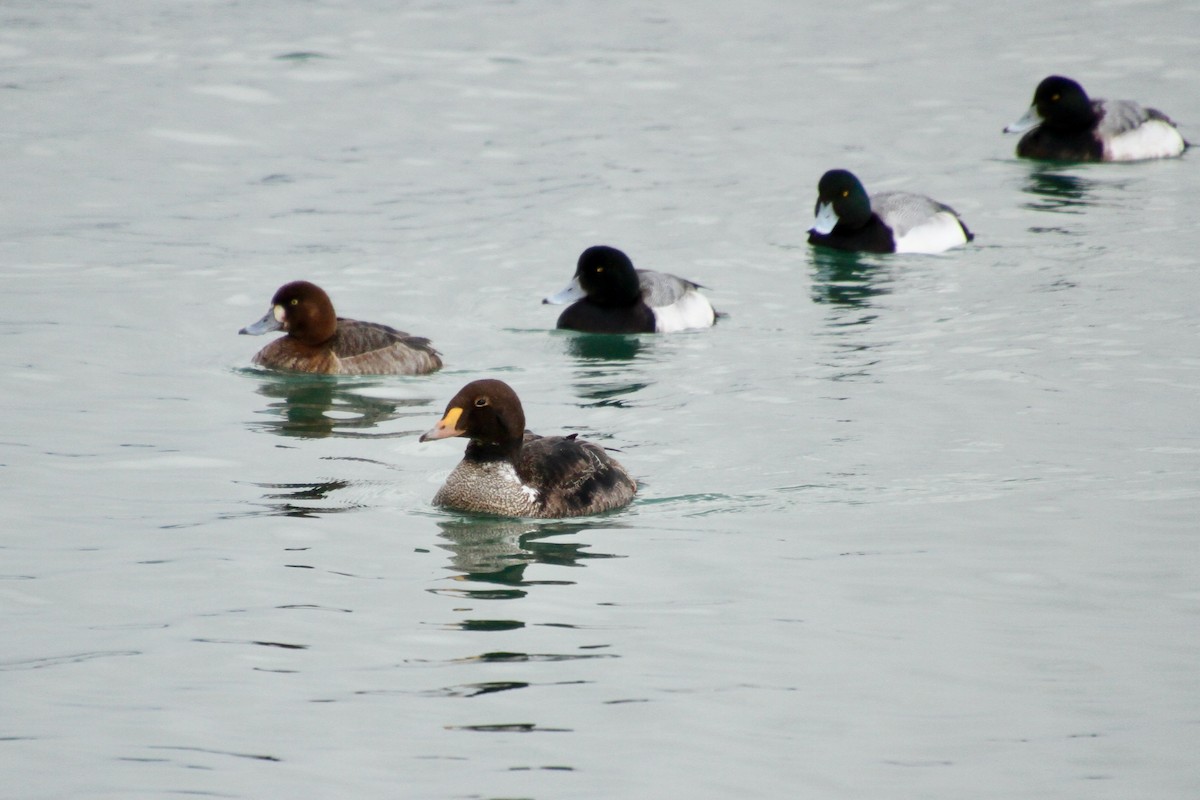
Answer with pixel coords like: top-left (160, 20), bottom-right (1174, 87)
top-left (543, 245), bottom-right (717, 333)
top-left (1004, 75), bottom-right (1187, 162)
top-left (807, 169), bottom-right (973, 255)
top-left (419, 378), bottom-right (636, 518)
top-left (239, 280), bottom-right (442, 375)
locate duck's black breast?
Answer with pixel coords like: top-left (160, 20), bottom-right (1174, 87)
top-left (808, 214), bottom-right (897, 254)
top-left (1016, 128), bottom-right (1104, 162)
top-left (518, 432), bottom-right (637, 517)
top-left (556, 300), bottom-right (656, 334)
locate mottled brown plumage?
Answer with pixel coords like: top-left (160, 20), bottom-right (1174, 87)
top-left (240, 281), bottom-right (441, 376)
top-left (420, 379), bottom-right (636, 518)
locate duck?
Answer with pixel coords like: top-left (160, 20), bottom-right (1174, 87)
top-left (419, 378), bottom-right (636, 518)
top-left (1004, 75), bottom-right (1187, 162)
top-left (239, 280), bottom-right (442, 375)
top-left (807, 169), bottom-right (973, 254)
top-left (543, 245), bottom-right (717, 333)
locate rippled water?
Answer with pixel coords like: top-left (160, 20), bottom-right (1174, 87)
top-left (3, 1), bottom-right (1199, 798)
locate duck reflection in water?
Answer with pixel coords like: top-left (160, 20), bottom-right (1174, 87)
top-left (435, 517), bottom-right (624, 594)
top-left (809, 248), bottom-right (893, 308)
top-left (564, 332), bottom-right (645, 362)
top-left (241, 478), bottom-right (365, 518)
top-left (244, 372), bottom-right (435, 439)
top-left (1021, 166), bottom-right (1098, 214)
top-left (556, 332), bottom-right (653, 408)
top-left (808, 248), bottom-right (888, 383)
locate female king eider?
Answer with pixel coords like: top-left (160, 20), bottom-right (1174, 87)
top-left (419, 379), bottom-right (637, 518)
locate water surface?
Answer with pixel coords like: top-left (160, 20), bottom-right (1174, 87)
top-left (2, 1), bottom-right (1198, 798)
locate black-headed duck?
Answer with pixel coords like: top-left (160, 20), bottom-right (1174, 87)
top-left (1004, 75), bottom-right (1186, 162)
top-left (419, 379), bottom-right (636, 518)
top-left (543, 245), bottom-right (716, 334)
top-left (239, 280), bottom-right (441, 375)
top-left (808, 169), bottom-right (973, 255)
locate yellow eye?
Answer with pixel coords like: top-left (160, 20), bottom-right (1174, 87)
top-left (1051, 94), bottom-right (1059, 102)
top-left (474, 397), bottom-right (489, 407)
top-left (596, 267), bottom-right (604, 273)
top-left (290, 298), bottom-right (299, 306)
top-left (842, 190), bottom-right (849, 197)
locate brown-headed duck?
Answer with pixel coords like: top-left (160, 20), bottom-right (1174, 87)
top-left (419, 378), bottom-right (636, 518)
top-left (808, 169), bottom-right (973, 255)
top-left (1004, 75), bottom-right (1186, 162)
top-left (239, 280), bottom-right (441, 375)
top-left (543, 245), bottom-right (716, 334)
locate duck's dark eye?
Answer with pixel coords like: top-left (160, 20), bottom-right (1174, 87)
top-left (474, 397), bottom-right (489, 407)
top-left (290, 298), bottom-right (299, 306)
top-left (1051, 94), bottom-right (1059, 102)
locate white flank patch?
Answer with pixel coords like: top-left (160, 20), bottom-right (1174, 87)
top-left (1105, 120), bottom-right (1186, 161)
top-left (653, 289), bottom-right (716, 332)
top-left (894, 211), bottom-right (969, 255)
top-left (811, 202), bottom-right (838, 234)
top-left (496, 462), bottom-right (539, 501)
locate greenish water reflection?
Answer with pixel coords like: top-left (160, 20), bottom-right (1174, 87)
top-left (241, 371), bottom-right (436, 439)
top-left (434, 518), bottom-right (625, 590)
top-left (559, 333), bottom-right (653, 407)
top-left (809, 248), bottom-right (892, 307)
top-left (1021, 167), bottom-right (1098, 214)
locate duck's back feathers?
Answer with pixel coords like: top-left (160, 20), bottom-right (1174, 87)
top-left (1096, 99), bottom-right (1153, 137)
top-left (328, 319), bottom-right (442, 375)
top-left (873, 192), bottom-right (975, 254)
top-left (518, 433), bottom-right (637, 518)
top-left (1097, 100), bottom-right (1186, 161)
top-left (637, 270), bottom-right (696, 307)
top-left (872, 192), bottom-right (951, 238)
top-left (637, 270), bottom-right (717, 332)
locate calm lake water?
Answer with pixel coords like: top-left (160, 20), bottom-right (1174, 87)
top-left (3, 1), bottom-right (1198, 798)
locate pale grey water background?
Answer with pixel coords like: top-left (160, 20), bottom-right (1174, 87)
top-left (3, 1), bottom-right (1199, 798)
